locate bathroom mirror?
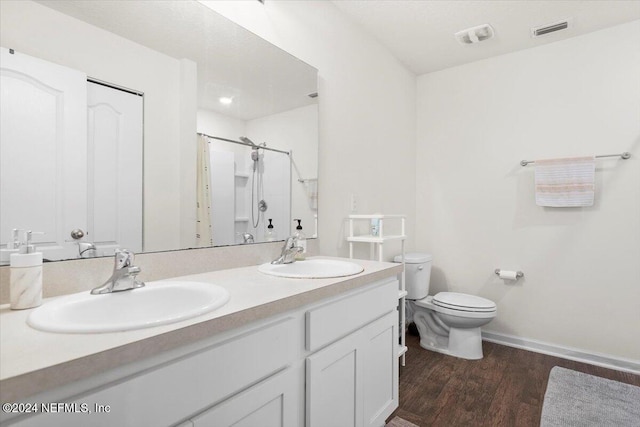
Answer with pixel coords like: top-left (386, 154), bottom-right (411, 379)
top-left (0, 0), bottom-right (318, 262)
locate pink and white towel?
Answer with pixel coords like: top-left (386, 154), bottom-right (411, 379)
top-left (535, 156), bottom-right (595, 207)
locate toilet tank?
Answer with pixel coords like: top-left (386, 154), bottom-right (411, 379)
top-left (394, 253), bottom-right (432, 300)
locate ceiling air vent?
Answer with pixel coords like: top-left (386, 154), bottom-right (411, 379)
top-left (455, 24), bottom-right (495, 45)
top-left (531, 20), bottom-right (570, 38)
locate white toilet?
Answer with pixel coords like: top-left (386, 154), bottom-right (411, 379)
top-left (397, 253), bottom-right (497, 360)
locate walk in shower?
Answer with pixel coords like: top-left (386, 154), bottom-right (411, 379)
top-left (198, 133), bottom-right (291, 246)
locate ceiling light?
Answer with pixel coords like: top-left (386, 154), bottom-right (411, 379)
top-left (219, 97), bottom-right (233, 105)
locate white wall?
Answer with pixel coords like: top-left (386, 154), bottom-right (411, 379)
top-left (0, 0), bottom-right (196, 253)
top-left (416, 21), bottom-right (640, 361)
top-left (179, 59), bottom-right (198, 249)
top-left (197, 109), bottom-right (247, 143)
top-left (203, 1), bottom-right (417, 259)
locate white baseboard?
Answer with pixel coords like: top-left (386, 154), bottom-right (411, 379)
top-left (482, 331), bottom-right (640, 375)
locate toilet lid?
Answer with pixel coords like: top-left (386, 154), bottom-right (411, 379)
top-left (432, 292), bottom-right (496, 312)
top-left (395, 252), bottom-right (432, 264)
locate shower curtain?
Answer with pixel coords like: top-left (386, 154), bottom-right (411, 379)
top-left (196, 134), bottom-right (213, 247)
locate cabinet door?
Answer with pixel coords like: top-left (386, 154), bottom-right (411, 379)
top-left (306, 311), bottom-right (398, 427)
top-left (191, 369), bottom-right (297, 427)
top-left (306, 335), bottom-right (362, 427)
top-left (362, 311), bottom-right (398, 427)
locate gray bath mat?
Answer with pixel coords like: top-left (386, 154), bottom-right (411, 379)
top-left (541, 366), bottom-right (640, 427)
top-left (386, 416), bottom-right (420, 427)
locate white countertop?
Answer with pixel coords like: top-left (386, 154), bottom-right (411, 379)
top-left (0, 257), bottom-right (401, 402)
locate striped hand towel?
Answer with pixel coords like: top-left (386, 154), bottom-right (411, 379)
top-left (535, 156), bottom-right (595, 207)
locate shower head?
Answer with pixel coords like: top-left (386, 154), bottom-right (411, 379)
top-left (239, 136), bottom-right (257, 146)
top-left (241, 136), bottom-right (263, 164)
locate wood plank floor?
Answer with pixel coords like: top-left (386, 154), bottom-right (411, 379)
top-left (388, 332), bottom-right (640, 427)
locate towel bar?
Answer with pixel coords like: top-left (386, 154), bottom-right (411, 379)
top-left (520, 152), bottom-right (631, 167)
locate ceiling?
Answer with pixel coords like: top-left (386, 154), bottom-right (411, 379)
top-left (332, 1), bottom-right (640, 75)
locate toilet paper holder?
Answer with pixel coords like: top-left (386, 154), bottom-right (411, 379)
top-left (494, 269), bottom-right (524, 279)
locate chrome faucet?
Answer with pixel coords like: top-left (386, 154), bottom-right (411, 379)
top-left (78, 242), bottom-right (97, 258)
top-left (242, 232), bottom-right (255, 244)
top-left (271, 236), bottom-right (303, 265)
top-left (90, 249), bottom-right (145, 294)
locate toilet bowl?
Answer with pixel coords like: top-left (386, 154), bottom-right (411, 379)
top-left (412, 292), bottom-right (496, 360)
top-left (396, 253), bottom-right (497, 360)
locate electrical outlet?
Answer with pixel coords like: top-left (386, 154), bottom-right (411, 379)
top-left (350, 194), bottom-right (357, 213)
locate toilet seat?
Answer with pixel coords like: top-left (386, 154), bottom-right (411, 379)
top-left (432, 292), bottom-right (496, 313)
top-left (413, 294), bottom-right (496, 319)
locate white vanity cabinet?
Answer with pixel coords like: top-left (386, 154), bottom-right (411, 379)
top-left (6, 276), bottom-right (398, 427)
top-left (8, 317), bottom-right (298, 427)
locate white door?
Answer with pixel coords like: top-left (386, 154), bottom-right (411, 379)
top-left (0, 47), bottom-right (87, 260)
top-left (87, 81), bottom-right (143, 255)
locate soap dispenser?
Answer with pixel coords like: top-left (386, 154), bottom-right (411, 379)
top-left (1, 228), bottom-right (21, 266)
top-left (265, 219), bottom-right (276, 242)
top-left (293, 219), bottom-right (307, 260)
top-left (10, 230), bottom-right (43, 310)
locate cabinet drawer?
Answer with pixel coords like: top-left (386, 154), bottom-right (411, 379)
top-left (14, 317), bottom-right (296, 427)
top-left (306, 278), bottom-right (398, 352)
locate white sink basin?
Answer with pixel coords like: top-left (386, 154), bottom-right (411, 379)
top-left (258, 258), bottom-right (364, 279)
top-left (27, 281), bottom-right (230, 334)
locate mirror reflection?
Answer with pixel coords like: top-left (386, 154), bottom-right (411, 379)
top-left (0, 0), bottom-right (318, 263)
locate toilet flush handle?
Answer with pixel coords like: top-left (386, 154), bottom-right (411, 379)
top-left (418, 265), bottom-right (424, 271)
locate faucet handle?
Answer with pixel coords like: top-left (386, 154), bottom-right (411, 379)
top-left (283, 236), bottom-right (296, 250)
top-left (114, 249), bottom-right (135, 269)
